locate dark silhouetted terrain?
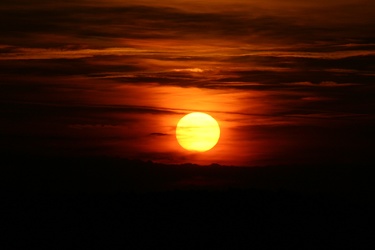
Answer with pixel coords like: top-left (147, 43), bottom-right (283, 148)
top-left (1, 155), bottom-right (374, 248)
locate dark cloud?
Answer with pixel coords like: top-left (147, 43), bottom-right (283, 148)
top-left (1, 3), bottom-right (374, 48)
top-left (1, 1), bottom-right (374, 166)
top-left (149, 133), bottom-right (170, 136)
top-left (0, 57), bottom-right (143, 77)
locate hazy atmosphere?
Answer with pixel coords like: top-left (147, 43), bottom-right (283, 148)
top-left (1, 0), bottom-right (374, 166)
top-left (2, 1), bottom-right (375, 248)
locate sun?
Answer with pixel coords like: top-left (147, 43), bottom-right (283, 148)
top-left (176, 112), bottom-right (220, 152)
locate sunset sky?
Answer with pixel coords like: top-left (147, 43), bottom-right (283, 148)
top-left (1, 0), bottom-right (374, 166)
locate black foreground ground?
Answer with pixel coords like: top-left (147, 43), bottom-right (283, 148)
top-left (1, 156), bottom-right (374, 248)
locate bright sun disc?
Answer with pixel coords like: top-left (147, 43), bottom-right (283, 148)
top-left (176, 112), bottom-right (220, 152)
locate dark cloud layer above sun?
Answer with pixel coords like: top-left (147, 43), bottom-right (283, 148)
top-left (1, 0), bottom-right (374, 166)
top-left (1, 0), bottom-right (375, 47)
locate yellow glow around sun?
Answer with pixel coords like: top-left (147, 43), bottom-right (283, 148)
top-left (176, 112), bottom-right (220, 152)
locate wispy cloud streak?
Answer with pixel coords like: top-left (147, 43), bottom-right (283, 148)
top-left (1, 0), bottom-right (374, 165)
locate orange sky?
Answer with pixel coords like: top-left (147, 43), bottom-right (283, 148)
top-left (1, 0), bottom-right (374, 166)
